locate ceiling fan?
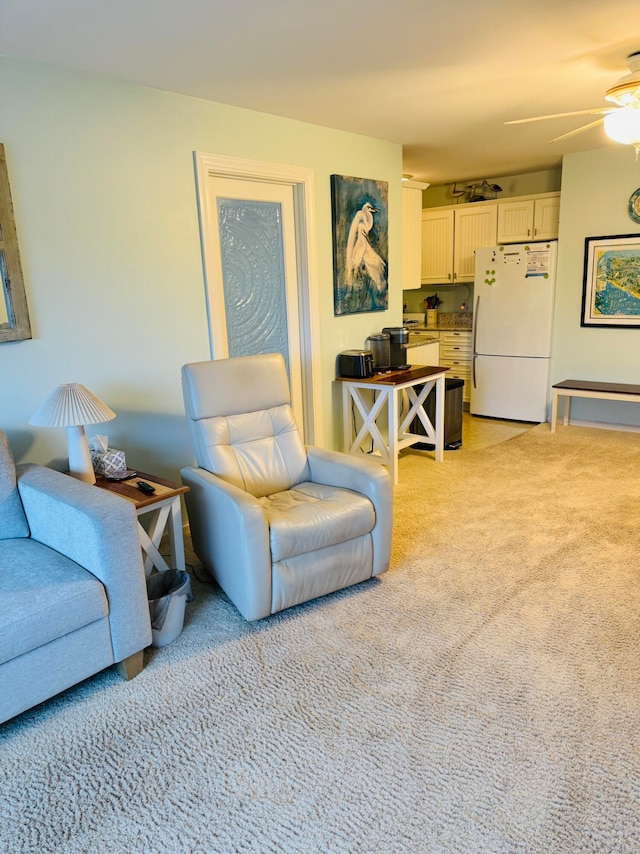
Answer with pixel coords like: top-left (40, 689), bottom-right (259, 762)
top-left (506, 51), bottom-right (640, 150)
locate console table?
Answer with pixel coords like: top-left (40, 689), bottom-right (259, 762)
top-left (551, 379), bottom-right (640, 432)
top-left (94, 471), bottom-right (188, 576)
top-left (337, 365), bottom-right (448, 484)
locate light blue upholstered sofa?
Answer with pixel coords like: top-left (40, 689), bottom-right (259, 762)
top-left (0, 431), bottom-right (152, 724)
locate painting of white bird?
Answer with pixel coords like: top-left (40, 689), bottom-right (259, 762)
top-left (331, 175), bottom-right (389, 315)
top-left (346, 202), bottom-right (387, 292)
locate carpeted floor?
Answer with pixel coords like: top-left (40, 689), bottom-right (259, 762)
top-left (2, 423), bottom-right (640, 853)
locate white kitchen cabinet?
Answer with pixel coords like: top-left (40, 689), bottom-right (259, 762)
top-left (402, 182), bottom-right (428, 289)
top-left (420, 192), bottom-right (561, 288)
top-left (421, 208), bottom-right (454, 284)
top-left (421, 205), bottom-right (497, 285)
top-left (497, 194), bottom-right (560, 243)
top-left (407, 341), bottom-right (439, 367)
top-left (439, 330), bottom-right (472, 404)
top-left (453, 206), bottom-right (498, 281)
top-left (533, 196), bottom-right (561, 240)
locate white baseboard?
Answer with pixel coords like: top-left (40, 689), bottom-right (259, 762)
top-left (549, 418), bottom-right (640, 434)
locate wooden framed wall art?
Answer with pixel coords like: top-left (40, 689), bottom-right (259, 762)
top-left (0, 144), bottom-right (31, 342)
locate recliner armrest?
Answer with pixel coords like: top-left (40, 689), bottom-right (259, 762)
top-left (181, 466), bottom-right (272, 621)
top-left (16, 464), bottom-right (151, 661)
top-left (305, 447), bottom-right (392, 577)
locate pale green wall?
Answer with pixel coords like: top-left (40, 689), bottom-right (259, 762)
top-left (552, 146), bottom-right (640, 427)
top-left (422, 168), bottom-right (562, 208)
top-left (0, 57), bottom-right (402, 474)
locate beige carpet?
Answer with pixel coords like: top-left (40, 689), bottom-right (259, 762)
top-left (2, 423), bottom-right (640, 853)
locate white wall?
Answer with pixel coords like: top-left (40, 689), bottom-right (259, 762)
top-left (0, 57), bottom-right (402, 475)
top-left (552, 146), bottom-right (640, 427)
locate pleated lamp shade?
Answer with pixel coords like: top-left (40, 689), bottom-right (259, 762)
top-left (29, 384), bottom-right (116, 484)
top-left (29, 383), bottom-right (116, 427)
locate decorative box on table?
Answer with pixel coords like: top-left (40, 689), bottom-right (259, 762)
top-left (91, 448), bottom-right (127, 478)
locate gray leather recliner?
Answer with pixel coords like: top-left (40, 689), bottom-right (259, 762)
top-left (181, 353), bottom-right (392, 621)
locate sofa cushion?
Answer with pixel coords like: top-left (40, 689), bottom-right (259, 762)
top-left (0, 432), bottom-right (29, 540)
top-left (259, 481), bottom-right (375, 562)
top-left (0, 538), bottom-right (109, 665)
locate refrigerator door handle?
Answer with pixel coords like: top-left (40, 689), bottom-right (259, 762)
top-left (472, 294), bottom-right (480, 388)
top-left (472, 294), bottom-right (480, 356)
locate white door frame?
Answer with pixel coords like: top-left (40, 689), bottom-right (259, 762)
top-left (194, 152), bottom-right (322, 445)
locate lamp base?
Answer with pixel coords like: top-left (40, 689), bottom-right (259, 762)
top-left (66, 425), bottom-right (96, 484)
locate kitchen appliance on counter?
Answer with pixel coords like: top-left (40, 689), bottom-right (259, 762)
top-left (338, 350), bottom-right (374, 379)
top-left (382, 327), bottom-right (409, 370)
top-left (403, 312), bottom-right (425, 327)
top-left (471, 241), bottom-right (557, 422)
top-left (365, 332), bottom-right (390, 371)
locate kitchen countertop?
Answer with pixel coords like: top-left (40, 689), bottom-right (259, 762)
top-left (406, 332), bottom-right (440, 346)
top-left (410, 322), bottom-right (473, 332)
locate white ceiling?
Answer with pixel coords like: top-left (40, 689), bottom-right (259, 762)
top-left (2, 0), bottom-right (640, 185)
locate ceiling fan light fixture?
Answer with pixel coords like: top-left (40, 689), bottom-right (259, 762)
top-left (603, 106), bottom-right (640, 154)
top-left (604, 52), bottom-right (640, 107)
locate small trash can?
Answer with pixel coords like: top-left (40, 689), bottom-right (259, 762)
top-left (411, 377), bottom-right (464, 450)
top-left (146, 569), bottom-right (193, 648)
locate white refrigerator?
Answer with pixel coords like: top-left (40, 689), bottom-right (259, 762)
top-left (471, 241), bottom-right (557, 422)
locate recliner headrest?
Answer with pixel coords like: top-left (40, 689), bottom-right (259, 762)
top-left (182, 353), bottom-right (291, 421)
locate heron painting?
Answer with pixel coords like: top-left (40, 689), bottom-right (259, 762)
top-left (331, 174), bottom-right (389, 315)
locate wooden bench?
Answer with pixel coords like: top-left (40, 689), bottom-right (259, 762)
top-left (550, 379), bottom-right (640, 432)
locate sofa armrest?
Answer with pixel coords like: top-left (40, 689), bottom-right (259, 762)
top-left (305, 447), bottom-right (392, 577)
top-left (16, 464), bottom-right (151, 662)
top-left (181, 466), bottom-right (272, 621)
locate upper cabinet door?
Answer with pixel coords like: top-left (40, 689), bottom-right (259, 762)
top-left (497, 199), bottom-right (535, 243)
top-left (402, 185), bottom-right (423, 289)
top-left (533, 196), bottom-right (561, 241)
top-left (453, 205), bottom-right (497, 281)
top-left (497, 195), bottom-right (560, 243)
top-left (421, 208), bottom-right (454, 285)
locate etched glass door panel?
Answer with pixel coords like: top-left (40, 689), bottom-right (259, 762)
top-left (203, 177), bottom-right (304, 430)
top-left (217, 198), bottom-right (291, 375)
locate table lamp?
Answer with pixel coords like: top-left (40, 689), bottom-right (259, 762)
top-left (29, 383), bottom-right (116, 484)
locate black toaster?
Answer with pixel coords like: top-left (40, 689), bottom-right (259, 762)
top-left (339, 350), bottom-right (374, 378)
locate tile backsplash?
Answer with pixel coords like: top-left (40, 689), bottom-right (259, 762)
top-left (436, 311), bottom-right (473, 329)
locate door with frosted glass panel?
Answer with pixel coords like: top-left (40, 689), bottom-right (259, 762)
top-left (204, 177), bottom-right (304, 430)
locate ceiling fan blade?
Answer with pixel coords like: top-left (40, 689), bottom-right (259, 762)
top-left (549, 118), bottom-right (605, 143)
top-left (505, 107), bottom-right (613, 125)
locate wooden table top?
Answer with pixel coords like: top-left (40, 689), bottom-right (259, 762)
top-left (335, 364), bottom-right (448, 387)
top-left (553, 379), bottom-right (640, 396)
top-left (94, 470), bottom-right (189, 509)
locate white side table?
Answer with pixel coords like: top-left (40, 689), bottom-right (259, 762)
top-left (94, 471), bottom-right (189, 576)
top-left (337, 365), bottom-right (448, 484)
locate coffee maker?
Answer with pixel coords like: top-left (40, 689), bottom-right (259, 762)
top-left (382, 327), bottom-right (409, 370)
top-left (365, 332), bottom-right (390, 371)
